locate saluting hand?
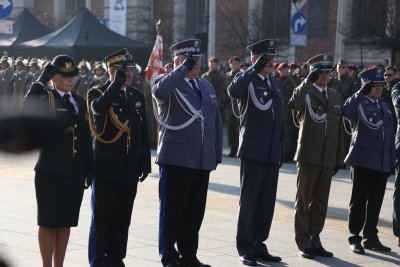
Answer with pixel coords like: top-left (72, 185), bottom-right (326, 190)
top-left (37, 63), bottom-right (56, 85)
top-left (253, 54), bottom-right (269, 73)
top-left (307, 68), bottom-right (321, 83)
top-left (183, 57), bottom-right (196, 71)
top-left (360, 80), bottom-right (373, 96)
top-left (112, 62), bottom-right (127, 88)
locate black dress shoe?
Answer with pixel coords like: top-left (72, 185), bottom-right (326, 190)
top-left (313, 247), bottom-right (333, 257)
top-left (363, 239), bottom-right (391, 252)
top-left (299, 248), bottom-right (315, 259)
top-left (239, 254), bottom-right (257, 266)
top-left (350, 242), bottom-right (365, 254)
top-left (178, 258), bottom-right (211, 267)
top-left (255, 252), bottom-right (282, 262)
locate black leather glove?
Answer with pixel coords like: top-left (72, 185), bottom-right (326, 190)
top-left (111, 65), bottom-right (127, 89)
top-left (139, 172), bottom-right (149, 182)
top-left (183, 57), bottom-right (196, 71)
top-left (37, 63), bottom-right (56, 85)
top-left (360, 80), bottom-right (373, 95)
top-left (307, 68), bottom-right (321, 83)
top-left (84, 176), bottom-right (92, 189)
top-left (253, 54), bottom-right (269, 73)
top-left (332, 165), bottom-right (341, 176)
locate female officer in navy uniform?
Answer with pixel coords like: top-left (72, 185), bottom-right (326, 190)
top-left (342, 67), bottom-right (396, 254)
top-left (24, 55), bottom-right (93, 267)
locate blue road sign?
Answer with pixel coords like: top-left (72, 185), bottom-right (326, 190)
top-left (290, 12), bottom-right (307, 34)
top-left (0, 0), bottom-right (13, 19)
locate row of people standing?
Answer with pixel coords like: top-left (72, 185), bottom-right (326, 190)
top-left (0, 56), bottom-right (110, 112)
top-left (10, 39), bottom-right (400, 267)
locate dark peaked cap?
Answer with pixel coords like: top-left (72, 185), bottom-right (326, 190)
top-left (170, 39), bottom-right (202, 56)
top-left (105, 48), bottom-right (134, 68)
top-left (51, 55), bottom-right (78, 76)
top-left (358, 67), bottom-right (385, 83)
top-left (307, 54), bottom-right (334, 71)
top-left (247, 39), bottom-right (276, 56)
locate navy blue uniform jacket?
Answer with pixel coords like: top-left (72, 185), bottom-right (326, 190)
top-left (24, 82), bottom-right (93, 179)
top-left (227, 68), bottom-right (283, 163)
top-left (152, 64), bottom-right (223, 171)
top-left (342, 89), bottom-right (396, 173)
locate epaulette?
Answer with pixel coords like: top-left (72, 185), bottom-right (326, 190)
top-left (130, 86), bottom-right (144, 95)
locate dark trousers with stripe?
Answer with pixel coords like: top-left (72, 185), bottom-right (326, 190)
top-left (348, 166), bottom-right (388, 244)
top-left (236, 158), bottom-right (279, 256)
top-left (158, 164), bottom-right (210, 266)
top-left (89, 178), bottom-right (137, 267)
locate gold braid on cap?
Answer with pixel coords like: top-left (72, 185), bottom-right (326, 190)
top-left (106, 55), bottom-right (126, 66)
top-left (86, 87), bottom-right (132, 154)
top-left (56, 62), bottom-right (75, 73)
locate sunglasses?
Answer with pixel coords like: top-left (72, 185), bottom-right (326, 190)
top-left (384, 73), bottom-right (394, 77)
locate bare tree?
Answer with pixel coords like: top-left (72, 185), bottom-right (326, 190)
top-left (338, 0), bottom-right (400, 65)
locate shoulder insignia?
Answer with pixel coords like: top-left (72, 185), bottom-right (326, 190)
top-left (132, 86), bottom-right (144, 95)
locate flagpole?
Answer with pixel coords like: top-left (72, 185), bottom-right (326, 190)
top-left (155, 19), bottom-right (161, 36)
top-left (145, 19), bottom-right (164, 83)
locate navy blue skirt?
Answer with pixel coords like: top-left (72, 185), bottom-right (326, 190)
top-left (35, 172), bottom-right (84, 228)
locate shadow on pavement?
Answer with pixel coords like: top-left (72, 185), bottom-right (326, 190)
top-left (363, 250), bottom-right (400, 265)
top-left (208, 182), bottom-right (240, 196)
top-left (275, 198), bottom-right (393, 228)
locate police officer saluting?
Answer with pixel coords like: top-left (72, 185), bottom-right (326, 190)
top-left (152, 39), bottom-right (223, 267)
top-left (343, 67), bottom-right (396, 254)
top-left (87, 48), bottom-right (151, 267)
top-left (228, 39), bottom-right (283, 266)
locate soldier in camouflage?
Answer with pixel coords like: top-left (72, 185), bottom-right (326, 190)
top-left (225, 56), bottom-right (241, 157)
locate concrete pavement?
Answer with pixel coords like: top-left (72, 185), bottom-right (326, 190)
top-left (0, 151), bottom-right (399, 266)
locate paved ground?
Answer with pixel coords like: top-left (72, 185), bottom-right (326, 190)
top-left (0, 150), bottom-right (399, 266)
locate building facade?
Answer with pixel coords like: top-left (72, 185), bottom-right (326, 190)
top-left (9, 0), bottom-right (400, 66)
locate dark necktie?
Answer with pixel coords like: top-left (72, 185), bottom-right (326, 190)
top-left (120, 90), bottom-right (127, 102)
top-left (189, 79), bottom-right (201, 100)
top-left (322, 90), bottom-right (328, 102)
top-left (374, 100), bottom-right (381, 111)
top-left (63, 94), bottom-right (77, 114)
top-left (264, 77), bottom-right (271, 90)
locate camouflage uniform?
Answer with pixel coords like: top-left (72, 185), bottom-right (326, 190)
top-left (26, 59), bottom-right (41, 92)
top-left (329, 73), bottom-right (359, 158)
top-left (225, 69), bottom-right (240, 156)
top-left (280, 75), bottom-right (298, 162)
top-left (11, 58), bottom-right (28, 109)
top-left (74, 61), bottom-right (93, 98)
top-left (134, 74), bottom-right (158, 150)
top-left (0, 57), bottom-right (13, 112)
top-left (201, 70), bottom-right (226, 122)
top-left (91, 62), bottom-right (108, 87)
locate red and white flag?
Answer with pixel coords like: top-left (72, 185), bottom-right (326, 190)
top-left (145, 34), bottom-right (164, 83)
